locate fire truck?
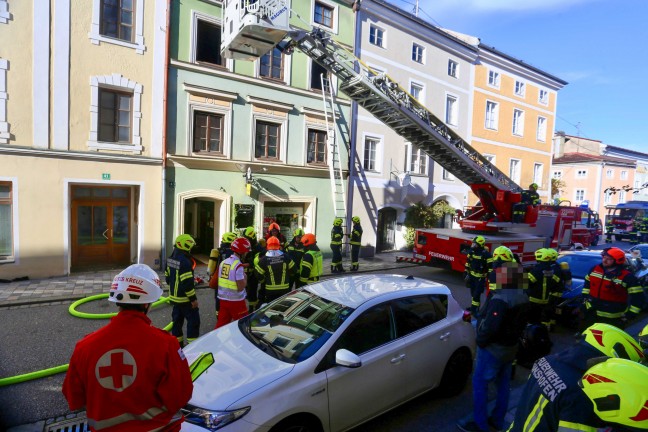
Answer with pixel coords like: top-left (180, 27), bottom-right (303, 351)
top-left (605, 200), bottom-right (648, 241)
top-left (220, 0), bottom-right (599, 271)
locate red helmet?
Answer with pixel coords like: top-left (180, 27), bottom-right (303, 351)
top-left (268, 222), bottom-right (280, 232)
top-left (231, 237), bottom-right (251, 255)
top-left (603, 247), bottom-right (625, 265)
top-left (301, 233), bottom-right (316, 247)
top-left (267, 236), bottom-right (281, 250)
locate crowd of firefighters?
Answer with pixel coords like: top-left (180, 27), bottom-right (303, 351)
top-left (606, 215), bottom-right (648, 245)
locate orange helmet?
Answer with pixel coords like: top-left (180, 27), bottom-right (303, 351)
top-left (267, 236), bottom-right (281, 250)
top-left (301, 233), bottom-right (316, 247)
top-left (603, 247), bottom-right (625, 265)
top-left (268, 222), bottom-right (280, 232)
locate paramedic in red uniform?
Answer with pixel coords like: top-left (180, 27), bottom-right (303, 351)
top-left (62, 264), bottom-right (193, 432)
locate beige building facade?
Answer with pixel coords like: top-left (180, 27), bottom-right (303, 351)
top-left (0, 0), bottom-right (167, 278)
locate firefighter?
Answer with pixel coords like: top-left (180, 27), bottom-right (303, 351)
top-left (512, 183), bottom-right (541, 223)
top-left (255, 236), bottom-right (294, 304)
top-left (208, 232), bottom-right (236, 314)
top-left (265, 222), bottom-right (287, 247)
top-left (527, 248), bottom-right (567, 331)
top-left (508, 323), bottom-right (645, 432)
top-left (165, 234), bottom-right (200, 346)
top-left (640, 216), bottom-right (648, 243)
top-left (582, 247), bottom-right (644, 329)
top-left (487, 245), bottom-right (515, 296)
top-left (639, 323), bottom-right (648, 352)
top-left (215, 237), bottom-right (251, 329)
top-left (298, 233), bottom-right (323, 287)
top-left (63, 264), bottom-right (194, 432)
top-left (605, 219), bottom-right (614, 244)
top-left (242, 226), bottom-right (263, 312)
top-left (629, 218), bottom-right (640, 245)
top-left (330, 217), bottom-right (345, 273)
top-left (349, 216), bottom-right (363, 271)
top-left (579, 358), bottom-right (648, 431)
top-left (286, 228), bottom-right (305, 288)
top-left (464, 236), bottom-right (492, 316)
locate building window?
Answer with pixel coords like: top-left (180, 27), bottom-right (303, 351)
top-left (447, 59), bottom-right (458, 78)
top-left (314, 1), bottom-right (333, 28)
top-left (412, 43), bottom-right (424, 63)
top-left (515, 80), bottom-right (525, 97)
top-left (259, 47), bottom-right (284, 80)
top-left (485, 101), bottom-right (498, 130)
top-left (536, 116), bottom-right (547, 142)
top-left (509, 159), bottom-right (521, 183)
top-left (512, 109), bottom-right (524, 136)
top-left (604, 190), bottom-right (612, 204)
top-left (364, 137), bottom-right (379, 172)
top-left (488, 70), bottom-right (500, 88)
top-left (195, 19), bottom-right (225, 67)
top-left (606, 169), bottom-right (614, 179)
top-left (307, 129), bottom-right (327, 165)
top-left (576, 169), bottom-right (587, 178)
top-left (445, 94), bottom-right (458, 126)
top-left (255, 121), bottom-right (280, 160)
top-left (539, 89), bottom-right (548, 105)
top-left (575, 189), bottom-right (585, 203)
top-left (410, 82), bottom-right (423, 101)
top-left (553, 171), bottom-right (562, 179)
top-left (619, 190), bottom-right (626, 203)
top-left (193, 112), bottom-right (224, 154)
top-left (0, 181), bottom-right (13, 259)
top-left (98, 88), bottom-right (132, 143)
top-left (90, 0), bottom-right (145, 53)
top-left (0, 1), bottom-right (11, 24)
top-left (369, 25), bottom-right (384, 47)
top-left (406, 143), bottom-right (427, 175)
top-left (310, 60), bottom-right (330, 92)
top-left (533, 163), bottom-right (543, 186)
top-left (442, 169), bottom-right (455, 181)
top-left (621, 170), bottom-right (628, 180)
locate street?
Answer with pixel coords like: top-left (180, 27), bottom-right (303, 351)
top-left (1, 244), bottom-right (646, 432)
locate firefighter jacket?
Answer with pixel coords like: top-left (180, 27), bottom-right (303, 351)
top-left (330, 226), bottom-right (344, 246)
top-left (244, 239), bottom-right (265, 275)
top-left (165, 248), bottom-right (197, 304)
top-left (476, 287), bottom-right (529, 362)
top-left (62, 310), bottom-right (193, 432)
top-left (218, 242), bottom-right (233, 267)
top-left (522, 189), bottom-right (541, 205)
top-left (605, 221), bottom-right (614, 234)
top-left (509, 342), bottom-right (609, 432)
top-left (527, 262), bottom-right (565, 304)
top-left (255, 250), bottom-right (294, 291)
top-left (350, 223), bottom-right (363, 246)
top-left (465, 246), bottom-right (492, 278)
top-left (583, 264), bottom-right (644, 318)
top-left (299, 246), bottom-right (323, 284)
top-left (286, 240), bottom-right (305, 269)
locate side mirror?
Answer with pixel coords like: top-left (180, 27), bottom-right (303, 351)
top-left (335, 349), bottom-right (362, 368)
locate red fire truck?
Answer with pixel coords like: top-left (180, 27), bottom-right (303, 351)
top-left (605, 200), bottom-right (648, 241)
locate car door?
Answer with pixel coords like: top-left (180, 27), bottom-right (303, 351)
top-left (323, 302), bottom-right (406, 431)
top-left (391, 294), bottom-right (452, 399)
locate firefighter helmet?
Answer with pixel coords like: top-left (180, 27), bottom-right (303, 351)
top-left (109, 264), bottom-right (162, 304)
top-left (603, 247), bottom-right (626, 265)
top-left (268, 222), bottom-right (280, 232)
top-left (535, 248), bottom-right (552, 262)
top-left (267, 236), bottom-right (281, 250)
top-left (579, 358), bottom-right (648, 430)
top-left (293, 228), bottom-right (305, 237)
top-left (582, 323), bottom-right (645, 363)
top-left (529, 183), bottom-right (538, 190)
top-left (473, 236), bottom-right (486, 246)
top-left (222, 232), bottom-right (237, 243)
top-left (493, 246), bottom-right (514, 262)
top-left (333, 218), bottom-right (343, 226)
top-left (352, 216), bottom-right (361, 224)
top-left (546, 248), bottom-right (558, 261)
top-left (301, 233), bottom-right (316, 246)
top-left (243, 226), bottom-right (256, 240)
top-left (231, 237), bottom-right (251, 255)
top-left (639, 324), bottom-right (648, 351)
top-left (174, 234), bottom-right (196, 252)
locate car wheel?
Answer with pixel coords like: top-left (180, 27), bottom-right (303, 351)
top-left (270, 415), bottom-right (322, 432)
top-left (438, 348), bottom-right (472, 397)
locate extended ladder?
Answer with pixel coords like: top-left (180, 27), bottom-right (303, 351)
top-left (320, 73), bottom-right (347, 224)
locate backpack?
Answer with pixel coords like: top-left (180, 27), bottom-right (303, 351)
top-left (516, 324), bottom-right (553, 368)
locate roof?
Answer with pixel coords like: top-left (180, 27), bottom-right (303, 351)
top-left (604, 144), bottom-right (648, 159)
top-left (553, 152), bottom-right (636, 167)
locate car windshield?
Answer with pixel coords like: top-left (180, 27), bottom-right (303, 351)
top-left (239, 289), bottom-right (354, 364)
top-left (558, 254), bottom-right (601, 279)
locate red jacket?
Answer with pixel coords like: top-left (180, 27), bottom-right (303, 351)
top-left (62, 310), bottom-right (193, 432)
top-left (583, 264), bottom-right (644, 317)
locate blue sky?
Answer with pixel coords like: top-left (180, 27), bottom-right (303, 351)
top-left (387, 0), bottom-right (648, 153)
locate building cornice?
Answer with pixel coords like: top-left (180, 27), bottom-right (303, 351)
top-left (478, 47), bottom-right (567, 90)
top-left (0, 145), bottom-right (162, 165)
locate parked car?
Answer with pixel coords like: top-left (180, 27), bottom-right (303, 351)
top-left (181, 274), bottom-right (476, 432)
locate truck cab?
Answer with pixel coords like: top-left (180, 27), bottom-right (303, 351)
top-left (605, 201), bottom-right (648, 240)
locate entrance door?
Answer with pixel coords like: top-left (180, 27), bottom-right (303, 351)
top-left (377, 208), bottom-right (397, 252)
top-left (71, 187), bottom-right (130, 271)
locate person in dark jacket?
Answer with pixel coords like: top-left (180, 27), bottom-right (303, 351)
top-left (464, 235), bottom-right (493, 316)
top-left (509, 323), bottom-right (645, 432)
top-left (330, 218), bottom-right (345, 273)
top-left (527, 248), bottom-right (567, 330)
top-left (286, 228), bottom-right (305, 288)
top-left (297, 233), bottom-right (323, 287)
top-left (513, 183), bottom-right (540, 223)
top-left (242, 226), bottom-right (265, 312)
top-left (165, 234), bottom-right (200, 347)
top-left (458, 261), bottom-right (529, 432)
top-left (256, 236), bottom-right (294, 303)
top-left (349, 216), bottom-right (363, 271)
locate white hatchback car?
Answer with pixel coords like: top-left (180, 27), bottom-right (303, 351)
top-left (181, 274), bottom-right (476, 432)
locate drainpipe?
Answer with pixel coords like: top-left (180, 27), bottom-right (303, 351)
top-left (160, 0), bottom-right (172, 270)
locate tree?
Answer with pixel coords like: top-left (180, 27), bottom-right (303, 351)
top-left (403, 200), bottom-right (455, 249)
top-left (551, 177), bottom-right (566, 201)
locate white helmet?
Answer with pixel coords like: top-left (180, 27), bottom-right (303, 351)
top-left (109, 264), bottom-right (163, 304)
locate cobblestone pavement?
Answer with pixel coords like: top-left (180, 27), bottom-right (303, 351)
top-left (0, 251), bottom-right (416, 308)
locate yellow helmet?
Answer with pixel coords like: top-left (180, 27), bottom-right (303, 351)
top-left (546, 248), bottom-right (558, 261)
top-left (493, 246), bottom-right (514, 262)
top-left (243, 226), bottom-right (256, 239)
top-left (535, 248), bottom-right (552, 262)
top-left (580, 358), bottom-right (648, 430)
top-left (293, 228), bottom-right (305, 237)
top-left (473, 236), bottom-right (486, 246)
top-left (174, 234), bottom-right (195, 252)
top-left (333, 218), bottom-right (343, 226)
top-left (529, 183), bottom-right (538, 190)
top-left (352, 216), bottom-right (361, 224)
top-left (222, 232), bottom-right (237, 243)
top-left (582, 323), bottom-right (645, 363)
top-left (639, 324), bottom-right (648, 351)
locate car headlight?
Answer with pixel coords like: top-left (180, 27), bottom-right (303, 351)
top-left (182, 405), bottom-right (250, 430)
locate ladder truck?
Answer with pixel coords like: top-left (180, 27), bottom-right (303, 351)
top-left (220, 0), bottom-right (598, 271)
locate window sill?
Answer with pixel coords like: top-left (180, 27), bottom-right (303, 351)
top-left (192, 152), bottom-right (226, 158)
top-left (88, 141), bottom-right (143, 154)
top-left (88, 32), bottom-right (145, 54)
top-left (0, 257), bottom-right (15, 264)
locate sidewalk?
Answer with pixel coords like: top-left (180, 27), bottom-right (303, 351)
top-left (0, 251), bottom-right (416, 308)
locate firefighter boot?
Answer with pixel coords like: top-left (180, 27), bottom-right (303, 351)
top-left (331, 264), bottom-right (337, 273)
top-left (337, 264), bottom-right (346, 273)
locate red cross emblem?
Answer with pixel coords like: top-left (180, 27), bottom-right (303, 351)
top-left (95, 349), bottom-right (137, 392)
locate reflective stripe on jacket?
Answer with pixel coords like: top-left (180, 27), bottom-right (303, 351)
top-left (165, 249), bottom-right (197, 304)
top-left (255, 251), bottom-right (294, 290)
top-left (331, 226), bottom-right (343, 246)
top-left (583, 264), bottom-right (644, 316)
top-left (217, 256), bottom-right (246, 301)
top-left (300, 248), bottom-right (323, 283)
